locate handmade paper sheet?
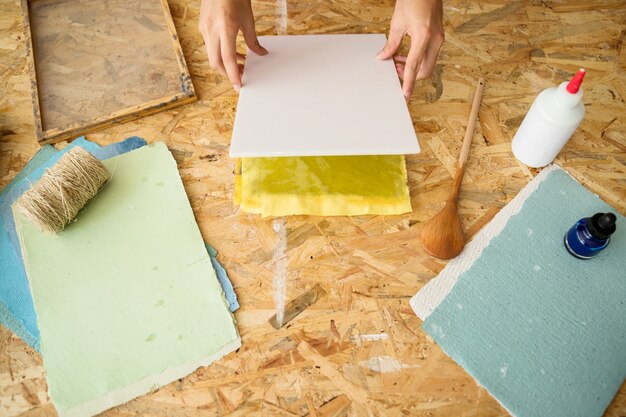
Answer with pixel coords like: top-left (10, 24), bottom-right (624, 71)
top-left (15, 142), bottom-right (240, 417)
top-left (412, 166), bottom-right (626, 417)
top-left (234, 155), bottom-right (412, 217)
top-left (230, 34), bottom-right (419, 157)
top-left (1, 138), bottom-right (239, 352)
top-left (0, 137), bottom-right (99, 350)
top-left (0, 137), bottom-right (144, 351)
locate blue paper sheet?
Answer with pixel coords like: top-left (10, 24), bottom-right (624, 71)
top-left (207, 244), bottom-right (240, 312)
top-left (1, 136), bottom-right (239, 350)
top-left (91, 136), bottom-right (147, 160)
top-left (0, 145), bottom-right (57, 348)
top-left (0, 137), bottom-right (101, 350)
top-left (421, 169), bottom-right (626, 417)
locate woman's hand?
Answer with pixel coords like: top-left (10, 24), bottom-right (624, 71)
top-left (199, 0), bottom-right (268, 92)
top-left (377, 0), bottom-right (444, 101)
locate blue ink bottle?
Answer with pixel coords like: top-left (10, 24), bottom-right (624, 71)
top-left (564, 212), bottom-right (616, 259)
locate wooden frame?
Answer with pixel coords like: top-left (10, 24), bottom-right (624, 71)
top-left (21, 0), bottom-right (196, 145)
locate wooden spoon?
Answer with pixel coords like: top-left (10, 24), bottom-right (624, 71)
top-left (420, 78), bottom-right (485, 259)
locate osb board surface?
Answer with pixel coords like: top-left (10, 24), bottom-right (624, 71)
top-left (27, 0), bottom-right (189, 131)
top-left (1, 0), bottom-right (625, 416)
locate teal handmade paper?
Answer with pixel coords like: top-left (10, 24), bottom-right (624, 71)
top-left (15, 143), bottom-right (240, 417)
top-left (422, 169), bottom-right (626, 417)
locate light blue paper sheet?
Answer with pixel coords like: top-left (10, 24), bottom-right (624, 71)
top-left (422, 169), bottom-right (626, 417)
top-left (92, 136), bottom-right (147, 160)
top-left (206, 244), bottom-right (239, 312)
top-left (0, 137), bottom-right (101, 350)
top-left (0, 144), bottom-right (57, 348)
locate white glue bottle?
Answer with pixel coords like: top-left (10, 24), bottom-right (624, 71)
top-left (511, 69), bottom-right (586, 168)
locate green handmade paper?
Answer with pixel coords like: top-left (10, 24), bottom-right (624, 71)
top-left (16, 142), bottom-right (240, 417)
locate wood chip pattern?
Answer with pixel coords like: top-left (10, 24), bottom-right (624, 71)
top-left (1, 0), bottom-right (625, 416)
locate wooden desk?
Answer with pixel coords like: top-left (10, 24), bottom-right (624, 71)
top-left (1, 0), bottom-right (624, 415)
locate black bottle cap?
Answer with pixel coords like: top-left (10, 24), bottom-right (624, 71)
top-left (587, 212), bottom-right (617, 240)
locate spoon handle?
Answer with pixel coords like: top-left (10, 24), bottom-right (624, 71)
top-left (448, 78), bottom-right (485, 204)
top-left (458, 78), bottom-right (485, 168)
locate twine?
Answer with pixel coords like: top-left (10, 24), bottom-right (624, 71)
top-left (15, 147), bottom-right (111, 233)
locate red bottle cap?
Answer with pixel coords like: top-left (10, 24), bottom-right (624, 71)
top-left (566, 68), bottom-right (586, 94)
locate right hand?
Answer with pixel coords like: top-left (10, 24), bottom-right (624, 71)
top-left (198, 0), bottom-right (268, 92)
top-left (377, 0), bottom-right (444, 101)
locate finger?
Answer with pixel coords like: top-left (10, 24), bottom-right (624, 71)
top-left (221, 31), bottom-right (242, 91)
top-left (241, 9), bottom-right (268, 55)
top-left (415, 36), bottom-right (443, 80)
top-left (206, 35), bottom-right (227, 78)
top-left (395, 62), bottom-right (404, 79)
top-left (377, 29), bottom-right (403, 60)
top-left (393, 55), bottom-right (407, 64)
top-left (402, 35), bottom-right (429, 101)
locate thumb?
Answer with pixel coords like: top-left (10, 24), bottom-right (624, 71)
top-left (377, 30), bottom-right (403, 60)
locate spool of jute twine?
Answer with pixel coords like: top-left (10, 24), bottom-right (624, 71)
top-left (15, 147), bottom-right (111, 233)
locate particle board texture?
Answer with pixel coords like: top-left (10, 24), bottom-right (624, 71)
top-left (21, 0), bottom-right (196, 145)
top-left (1, 0), bottom-right (626, 416)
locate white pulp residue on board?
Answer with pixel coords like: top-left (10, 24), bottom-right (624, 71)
top-left (533, 264), bottom-right (541, 272)
top-left (276, 0), bottom-right (287, 35)
top-left (272, 217), bottom-right (287, 328)
top-left (527, 228), bottom-right (533, 237)
top-left (350, 333), bottom-right (389, 342)
top-left (500, 365), bottom-right (508, 378)
top-left (360, 356), bottom-right (421, 373)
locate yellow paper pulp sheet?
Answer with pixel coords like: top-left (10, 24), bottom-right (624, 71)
top-left (235, 156), bottom-right (411, 217)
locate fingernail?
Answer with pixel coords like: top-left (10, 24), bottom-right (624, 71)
top-left (234, 84), bottom-right (241, 93)
top-left (376, 50), bottom-right (385, 59)
top-left (257, 40), bottom-right (269, 55)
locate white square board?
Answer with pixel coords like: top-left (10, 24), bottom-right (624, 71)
top-left (230, 34), bottom-right (420, 157)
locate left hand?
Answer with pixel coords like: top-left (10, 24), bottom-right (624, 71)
top-left (198, 0), bottom-right (267, 92)
top-left (377, 0), bottom-right (444, 101)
